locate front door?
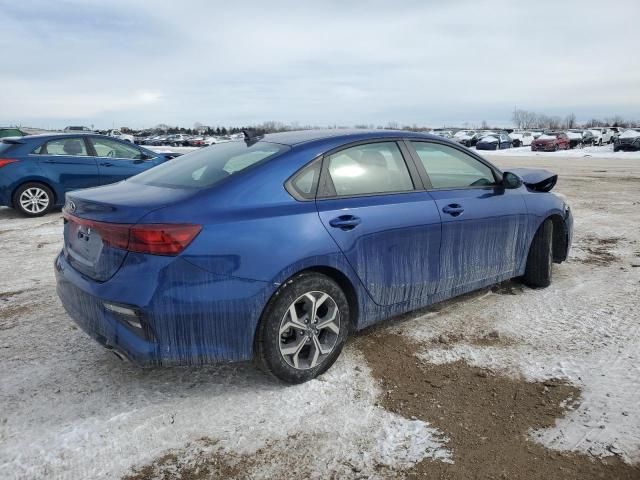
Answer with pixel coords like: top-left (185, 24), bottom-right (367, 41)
top-left (408, 140), bottom-right (528, 294)
top-left (88, 137), bottom-right (159, 185)
top-left (34, 137), bottom-right (99, 193)
top-left (315, 140), bottom-right (441, 306)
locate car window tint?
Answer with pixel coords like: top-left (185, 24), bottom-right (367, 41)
top-left (325, 142), bottom-right (413, 196)
top-left (90, 138), bottom-right (142, 159)
top-left (289, 159), bottom-right (321, 199)
top-left (129, 141), bottom-right (288, 189)
top-left (37, 138), bottom-right (88, 156)
top-left (411, 141), bottom-right (496, 189)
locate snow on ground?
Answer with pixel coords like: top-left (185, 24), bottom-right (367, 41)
top-left (395, 154), bottom-right (640, 464)
top-left (477, 144), bottom-right (640, 159)
top-left (0, 154), bottom-right (639, 478)
top-left (0, 208), bottom-right (449, 479)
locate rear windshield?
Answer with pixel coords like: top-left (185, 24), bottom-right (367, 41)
top-left (129, 141), bottom-right (289, 189)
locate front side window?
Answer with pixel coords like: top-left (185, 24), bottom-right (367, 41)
top-left (411, 141), bottom-right (496, 189)
top-left (35, 138), bottom-right (88, 156)
top-left (130, 141), bottom-right (288, 189)
top-left (90, 138), bottom-right (143, 159)
top-left (324, 142), bottom-right (414, 197)
top-left (0, 129), bottom-right (23, 138)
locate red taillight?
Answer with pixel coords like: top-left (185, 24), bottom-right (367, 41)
top-left (129, 224), bottom-right (202, 255)
top-left (64, 213), bottom-right (201, 256)
top-left (0, 158), bottom-right (18, 168)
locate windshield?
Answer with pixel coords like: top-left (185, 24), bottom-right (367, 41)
top-left (129, 141), bottom-right (289, 189)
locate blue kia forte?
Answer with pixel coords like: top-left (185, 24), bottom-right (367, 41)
top-left (0, 133), bottom-right (179, 216)
top-left (55, 129), bottom-right (573, 383)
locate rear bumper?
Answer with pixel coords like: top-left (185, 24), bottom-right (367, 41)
top-left (55, 251), bottom-right (272, 366)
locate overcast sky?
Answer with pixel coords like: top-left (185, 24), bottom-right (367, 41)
top-left (1, 0), bottom-right (639, 129)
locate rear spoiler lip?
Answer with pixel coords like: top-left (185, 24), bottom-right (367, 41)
top-left (508, 167), bottom-right (558, 192)
top-left (1, 137), bottom-right (26, 144)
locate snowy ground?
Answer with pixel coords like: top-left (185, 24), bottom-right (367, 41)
top-left (477, 143), bottom-right (640, 159)
top-left (0, 154), bottom-right (639, 478)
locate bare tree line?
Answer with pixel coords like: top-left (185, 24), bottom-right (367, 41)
top-left (511, 109), bottom-right (638, 130)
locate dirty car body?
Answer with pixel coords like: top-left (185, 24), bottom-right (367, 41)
top-left (55, 130), bottom-right (572, 376)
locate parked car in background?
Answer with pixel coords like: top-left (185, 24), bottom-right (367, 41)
top-left (509, 131), bottom-right (534, 147)
top-left (530, 131), bottom-right (543, 139)
top-left (476, 132), bottom-right (513, 150)
top-left (580, 130), bottom-right (596, 146)
top-left (107, 129), bottom-right (135, 143)
top-left (566, 130), bottom-right (585, 149)
top-left (613, 128), bottom-right (640, 152)
top-left (0, 134), bottom-right (181, 216)
top-left (54, 129), bottom-right (572, 383)
top-left (588, 128), bottom-right (614, 145)
top-left (64, 126), bottom-right (93, 133)
top-left (167, 134), bottom-right (190, 146)
top-left (431, 130), bottom-right (454, 139)
top-left (455, 131), bottom-right (484, 147)
top-left (0, 127), bottom-right (28, 138)
top-left (531, 132), bottom-right (570, 151)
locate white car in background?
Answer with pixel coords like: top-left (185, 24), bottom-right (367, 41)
top-left (588, 128), bottom-right (614, 145)
top-left (107, 129), bottom-right (134, 143)
top-left (509, 131), bottom-right (534, 147)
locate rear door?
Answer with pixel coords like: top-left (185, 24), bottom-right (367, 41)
top-left (407, 140), bottom-right (528, 293)
top-left (33, 137), bottom-right (100, 192)
top-left (88, 137), bottom-right (161, 185)
top-left (315, 140), bottom-right (441, 306)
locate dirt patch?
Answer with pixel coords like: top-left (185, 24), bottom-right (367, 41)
top-left (577, 236), bottom-right (621, 266)
top-left (491, 280), bottom-right (525, 295)
top-left (431, 329), bottom-right (512, 348)
top-left (123, 439), bottom-right (249, 480)
top-left (357, 332), bottom-right (640, 479)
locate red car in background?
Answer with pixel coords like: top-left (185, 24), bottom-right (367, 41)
top-left (531, 132), bottom-right (570, 151)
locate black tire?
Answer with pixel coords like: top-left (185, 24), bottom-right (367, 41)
top-left (523, 219), bottom-right (553, 288)
top-left (254, 272), bottom-right (350, 384)
top-left (12, 182), bottom-right (54, 217)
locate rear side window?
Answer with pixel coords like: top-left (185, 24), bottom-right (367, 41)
top-left (323, 142), bottom-right (414, 197)
top-left (129, 141), bottom-right (288, 189)
top-left (34, 138), bottom-right (88, 156)
top-left (411, 142), bottom-right (496, 189)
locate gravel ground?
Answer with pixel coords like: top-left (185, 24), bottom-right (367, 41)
top-left (0, 154), bottom-right (639, 479)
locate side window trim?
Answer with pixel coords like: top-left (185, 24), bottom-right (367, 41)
top-left (406, 140), bottom-right (503, 191)
top-left (316, 139), bottom-right (419, 200)
top-left (284, 156), bottom-right (322, 201)
top-left (30, 137), bottom-right (93, 157)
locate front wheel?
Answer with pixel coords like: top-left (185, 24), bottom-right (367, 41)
top-left (523, 219), bottom-right (553, 288)
top-left (13, 182), bottom-right (54, 217)
top-left (254, 272), bottom-right (350, 383)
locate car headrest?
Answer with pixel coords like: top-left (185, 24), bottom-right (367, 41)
top-left (63, 139), bottom-right (84, 155)
top-left (358, 150), bottom-right (387, 168)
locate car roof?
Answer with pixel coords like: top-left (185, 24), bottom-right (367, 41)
top-left (261, 129), bottom-right (437, 147)
top-left (10, 132), bottom-right (111, 141)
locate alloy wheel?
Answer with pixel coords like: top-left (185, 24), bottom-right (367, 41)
top-left (19, 187), bottom-right (50, 214)
top-left (278, 291), bottom-right (340, 370)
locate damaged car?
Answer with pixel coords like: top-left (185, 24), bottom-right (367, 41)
top-left (55, 130), bottom-right (573, 383)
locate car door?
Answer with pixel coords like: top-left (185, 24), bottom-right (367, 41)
top-left (33, 137), bottom-right (100, 193)
top-left (88, 137), bottom-right (161, 185)
top-left (408, 140), bottom-right (529, 294)
top-left (315, 140), bottom-right (441, 306)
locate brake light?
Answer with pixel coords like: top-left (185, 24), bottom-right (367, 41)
top-left (0, 158), bottom-right (18, 168)
top-left (64, 213), bottom-right (201, 256)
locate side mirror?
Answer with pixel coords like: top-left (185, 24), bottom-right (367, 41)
top-left (502, 171), bottom-right (523, 189)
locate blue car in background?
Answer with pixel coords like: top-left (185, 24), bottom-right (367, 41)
top-left (0, 133), bottom-right (179, 216)
top-left (55, 129), bottom-right (572, 383)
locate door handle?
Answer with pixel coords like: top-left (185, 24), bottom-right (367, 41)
top-left (100, 162), bottom-right (113, 167)
top-left (442, 204), bottom-right (464, 217)
top-left (329, 215), bottom-right (361, 231)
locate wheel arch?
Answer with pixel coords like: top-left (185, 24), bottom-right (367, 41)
top-left (11, 178), bottom-right (59, 208)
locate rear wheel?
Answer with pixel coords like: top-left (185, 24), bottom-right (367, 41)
top-left (523, 219), bottom-right (553, 288)
top-left (13, 182), bottom-right (54, 217)
top-left (254, 272), bottom-right (350, 384)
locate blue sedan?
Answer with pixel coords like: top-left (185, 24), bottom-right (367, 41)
top-left (0, 133), bottom-right (178, 216)
top-left (55, 130), bottom-right (573, 383)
